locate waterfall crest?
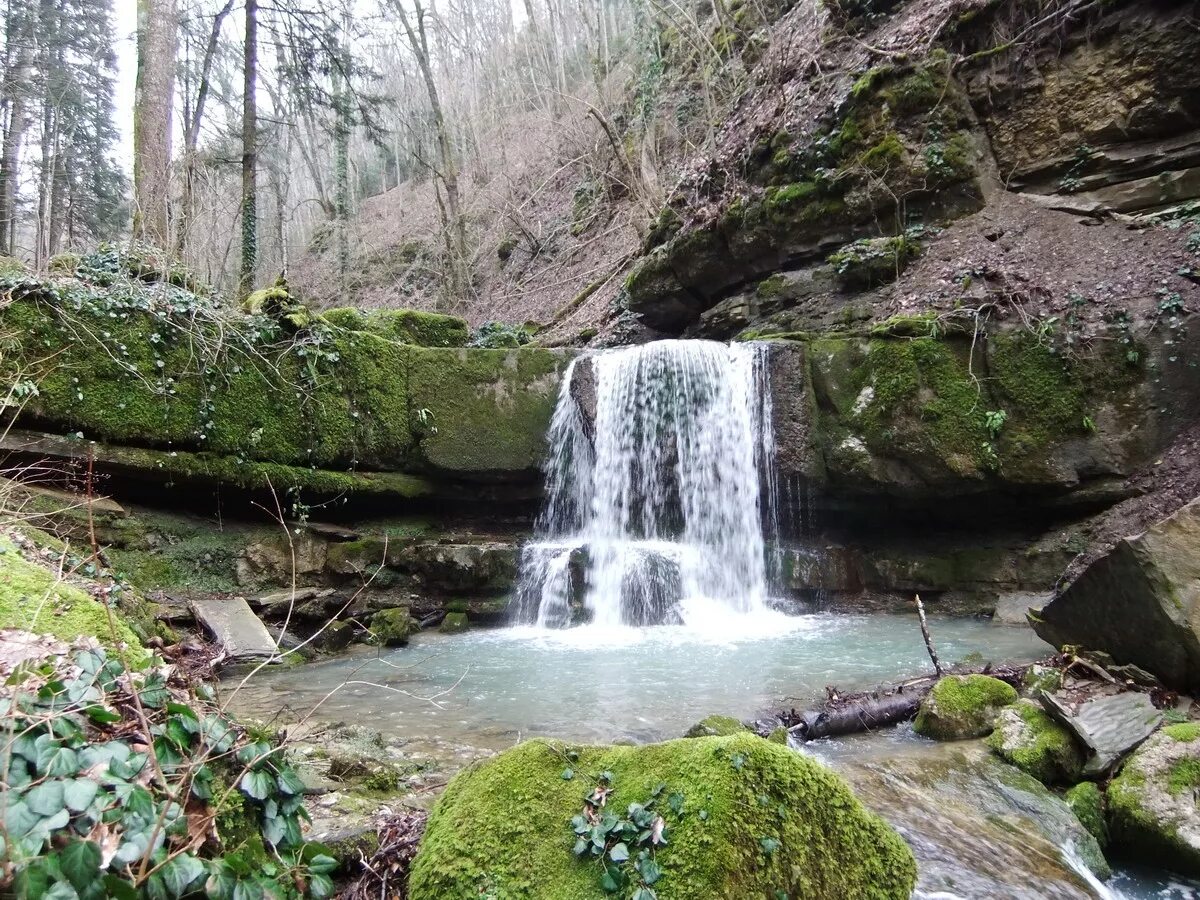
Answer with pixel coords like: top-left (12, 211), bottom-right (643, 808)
top-left (515, 340), bottom-right (777, 628)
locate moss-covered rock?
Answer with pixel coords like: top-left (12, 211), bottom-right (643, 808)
top-left (1108, 727), bottom-right (1200, 875)
top-left (438, 611), bottom-right (469, 634)
top-left (370, 607), bottom-right (418, 646)
top-left (408, 734), bottom-right (917, 900)
top-left (0, 536), bottom-right (144, 657)
top-left (914, 674), bottom-right (1017, 741)
top-left (828, 233), bottom-right (922, 291)
top-left (987, 700), bottom-right (1083, 785)
top-left (683, 715), bottom-right (748, 738)
top-left (1022, 664), bottom-right (1064, 696)
top-left (1065, 781), bottom-right (1108, 848)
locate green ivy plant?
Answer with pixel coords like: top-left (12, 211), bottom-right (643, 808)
top-left (1, 638), bottom-right (335, 899)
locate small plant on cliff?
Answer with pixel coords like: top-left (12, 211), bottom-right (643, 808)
top-left (984, 409), bottom-right (1007, 438)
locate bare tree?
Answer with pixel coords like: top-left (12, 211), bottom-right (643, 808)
top-left (240, 0), bottom-right (258, 295)
top-left (132, 0), bottom-right (179, 248)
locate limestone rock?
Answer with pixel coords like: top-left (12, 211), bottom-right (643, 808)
top-left (1033, 497), bottom-right (1200, 691)
top-left (188, 596), bottom-right (278, 663)
top-left (986, 700), bottom-right (1083, 785)
top-left (408, 734), bottom-right (917, 900)
top-left (1041, 691), bottom-right (1161, 776)
top-left (684, 715), bottom-right (748, 738)
top-left (438, 612), bottom-right (469, 634)
top-left (913, 674), bottom-right (1017, 741)
top-left (1108, 724), bottom-right (1200, 876)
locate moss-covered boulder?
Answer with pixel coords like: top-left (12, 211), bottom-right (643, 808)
top-left (987, 700), bottom-right (1083, 785)
top-left (913, 674), bottom-right (1017, 741)
top-left (0, 535), bottom-right (145, 656)
top-left (438, 611), bottom-right (469, 634)
top-left (683, 715), bottom-right (748, 738)
top-left (370, 607), bottom-right (417, 646)
top-left (1108, 725), bottom-right (1200, 875)
top-left (1065, 781), bottom-right (1108, 848)
top-left (408, 734), bottom-right (917, 900)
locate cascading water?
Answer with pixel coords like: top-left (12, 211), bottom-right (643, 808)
top-left (515, 340), bottom-right (779, 628)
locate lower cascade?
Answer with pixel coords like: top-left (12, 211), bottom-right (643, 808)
top-left (515, 339), bottom-right (777, 628)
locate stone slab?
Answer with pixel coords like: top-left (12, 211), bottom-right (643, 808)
top-left (1041, 691), bottom-right (1162, 776)
top-left (189, 596), bottom-right (278, 662)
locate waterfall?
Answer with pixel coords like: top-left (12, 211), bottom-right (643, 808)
top-left (515, 340), bottom-right (779, 628)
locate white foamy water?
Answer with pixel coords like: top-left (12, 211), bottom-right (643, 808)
top-left (515, 340), bottom-right (779, 629)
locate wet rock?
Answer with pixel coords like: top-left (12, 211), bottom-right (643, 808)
top-left (1041, 691), bottom-right (1161, 776)
top-left (1065, 782), bottom-right (1108, 849)
top-left (311, 620), bottom-right (357, 653)
top-left (1022, 665), bottom-right (1063, 695)
top-left (188, 596), bottom-right (278, 663)
top-left (1108, 724), bottom-right (1200, 876)
top-left (1034, 497), bottom-right (1200, 691)
top-left (371, 607), bottom-right (418, 646)
top-left (408, 734), bottom-right (917, 899)
top-left (987, 700), bottom-right (1083, 785)
top-left (913, 674), bottom-right (1017, 741)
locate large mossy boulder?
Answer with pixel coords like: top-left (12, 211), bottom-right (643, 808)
top-left (370, 607), bottom-right (417, 646)
top-left (1034, 498), bottom-right (1200, 692)
top-left (408, 734), bottom-right (917, 900)
top-left (913, 674), bottom-right (1017, 741)
top-left (986, 700), bottom-right (1083, 785)
top-left (1108, 724), bottom-right (1200, 875)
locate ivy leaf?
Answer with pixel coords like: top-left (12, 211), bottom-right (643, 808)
top-left (631, 888), bottom-right (657, 900)
top-left (306, 854), bottom-right (338, 876)
top-left (159, 852), bottom-right (205, 897)
top-left (560, 768), bottom-right (574, 781)
top-left (64, 778), bottom-right (100, 813)
top-left (84, 706), bottom-right (121, 726)
top-left (26, 780), bottom-right (67, 816)
top-left (698, 809), bottom-right (709, 821)
top-left (275, 769), bottom-right (305, 796)
top-left (608, 842), bottom-right (630, 863)
top-left (573, 838), bottom-right (589, 857)
top-left (60, 840), bottom-right (102, 892)
top-left (36, 736), bottom-right (80, 776)
top-left (667, 793), bottom-right (685, 815)
top-left (101, 875), bottom-right (138, 900)
top-left (240, 770), bottom-right (274, 801)
top-left (760, 837), bottom-right (781, 856)
top-left (637, 856), bottom-right (663, 885)
top-left (308, 873), bottom-right (334, 899)
top-left (599, 868), bottom-right (624, 893)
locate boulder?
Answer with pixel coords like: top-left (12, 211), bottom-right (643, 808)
top-left (1033, 497), bottom-right (1200, 691)
top-left (371, 607), bottom-right (418, 646)
top-left (408, 734), bottom-right (917, 900)
top-left (1108, 724), bottom-right (1200, 876)
top-left (438, 612), bottom-right (469, 634)
top-left (913, 675), bottom-right (1017, 741)
top-left (986, 700), bottom-right (1083, 785)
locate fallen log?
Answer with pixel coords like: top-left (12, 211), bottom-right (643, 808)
top-left (776, 661), bottom-right (1039, 742)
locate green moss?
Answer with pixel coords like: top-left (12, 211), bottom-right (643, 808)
top-left (869, 312), bottom-right (940, 337)
top-left (914, 674), bottom-right (1017, 740)
top-left (859, 132), bottom-right (904, 171)
top-left (767, 727), bottom-right (789, 744)
top-left (1164, 723), bottom-right (1200, 742)
top-left (1167, 758), bottom-right (1200, 795)
top-left (366, 309), bottom-right (469, 347)
top-left (1065, 782), bottom-right (1108, 847)
top-left (409, 734), bottom-right (917, 900)
top-left (684, 715), bottom-right (748, 738)
top-left (439, 611), bottom-right (469, 634)
top-left (48, 252), bottom-right (80, 275)
top-left (1022, 665), bottom-right (1063, 695)
top-left (987, 701), bottom-right (1082, 785)
top-left (0, 254), bottom-right (27, 276)
top-left (0, 537), bottom-right (145, 657)
top-left (408, 347), bottom-right (569, 474)
top-left (371, 607), bottom-right (417, 646)
top-left (828, 234), bottom-right (921, 290)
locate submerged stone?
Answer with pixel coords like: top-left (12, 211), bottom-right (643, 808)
top-left (913, 674), bottom-right (1017, 741)
top-left (439, 611), bottom-right (469, 634)
top-left (408, 733), bottom-right (917, 900)
top-left (1108, 726), bottom-right (1200, 876)
top-left (987, 700), bottom-right (1083, 785)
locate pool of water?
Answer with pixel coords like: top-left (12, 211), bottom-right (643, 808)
top-left (226, 611), bottom-right (1051, 750)
top-left (223, 612), bottom-right (1200, 898)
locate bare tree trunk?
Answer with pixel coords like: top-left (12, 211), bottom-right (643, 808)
top-left (0, 42), bottom-right (32, 255)
top-left (176, 0), bottom-right (235, 254)
top-left (387, 0), bottom-right (468, 304)
top-left (239, 0), bottom-right (258, 296)
top-left (132, 0), bottom-right (179, 248)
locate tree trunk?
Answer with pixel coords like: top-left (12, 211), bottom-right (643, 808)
top-left (0, 15), bottom-right (33, 257)
top-left (176, 0), bottom-right (235, 255)
top-left (239, 0), bottom-right (258, 296)
top-left (132, 0), bottom-right (178, 248)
